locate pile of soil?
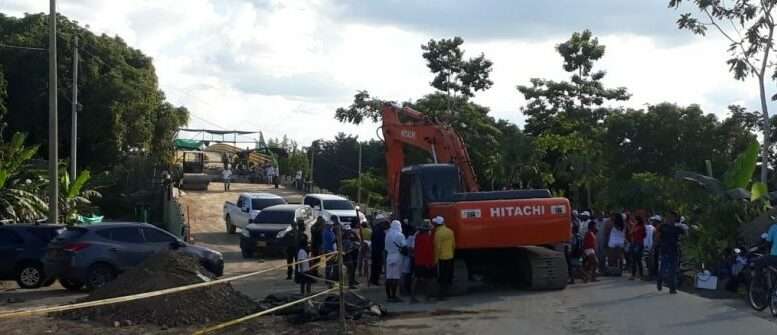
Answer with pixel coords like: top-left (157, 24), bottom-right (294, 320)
top-left (57, 251), bottom-right (258, 327)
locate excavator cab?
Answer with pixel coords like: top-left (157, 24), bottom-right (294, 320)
top-left (397, 164), bottom-right (461, 226)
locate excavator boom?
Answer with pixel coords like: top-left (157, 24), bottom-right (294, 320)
top-left (382, 104), bottom-right (479, 209)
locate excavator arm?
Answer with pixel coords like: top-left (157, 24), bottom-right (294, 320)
top-left (381, 103), bottom-right (479, 208)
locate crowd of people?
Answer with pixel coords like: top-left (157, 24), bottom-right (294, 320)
top-left (290, 212), bottom-right (457, 303)
top-left (566, 210), bottom-right (689, 294)
top-left (288, 205), bottom-right (695, 302)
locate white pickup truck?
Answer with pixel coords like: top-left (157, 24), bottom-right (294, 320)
top-left (302, 193), bottom-right (360, 227)
top-left (223, 193), bottom-right (287, 234)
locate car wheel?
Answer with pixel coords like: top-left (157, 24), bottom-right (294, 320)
top-left (240, 238), bottom-right (255, 258)
top-left (86, 264), bottom-right (116, 290)
top-left (16, 263), bottom-right (44, 289)
top-left (226, 216), bottom-right (236, 234)
top-left (59, 278), bottom-right (84, 291)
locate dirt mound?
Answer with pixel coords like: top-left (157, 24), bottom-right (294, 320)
top-left (57, 251), bottom-right (258, 327)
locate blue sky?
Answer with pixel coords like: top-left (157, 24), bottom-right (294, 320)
top-left (2, 0), bottom-right (770, 145)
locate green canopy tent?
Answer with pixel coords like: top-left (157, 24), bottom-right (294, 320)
top-left (175, 139), bottom-right (203, 150)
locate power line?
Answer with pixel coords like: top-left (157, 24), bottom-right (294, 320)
top-left (0, 43), bottom-right (47, 51)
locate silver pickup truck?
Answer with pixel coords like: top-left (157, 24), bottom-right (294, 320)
top-left (223, 193), bottom-right (287, 234)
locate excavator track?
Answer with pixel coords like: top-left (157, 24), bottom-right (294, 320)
top-left (516, 246), bottom-right (568, 290)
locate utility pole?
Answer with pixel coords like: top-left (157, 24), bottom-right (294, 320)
top-left (309, 141), bottom-right (316, 192)
top-left (48, 0), bottom-right (59, 224)
top-left (357, 141), bottom-right (362, 205)
top-left (70, 35), bottom-right (78, 179)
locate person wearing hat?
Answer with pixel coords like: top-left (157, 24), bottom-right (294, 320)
top-left (582, 221), bottom-right (599, 282)
top-left (384, 220), bottom-right (407, 302)
top-left (578, 211), bottom-right (592, 237)
top-left (433, 216), bottom-right (455, 299)
top-left (412, 219), bottom-right (436, 302)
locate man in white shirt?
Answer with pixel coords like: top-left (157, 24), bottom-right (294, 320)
top-left (646, 215), bottom-right (661, 279)
top-left (222, 165), bottom-right (232, 191)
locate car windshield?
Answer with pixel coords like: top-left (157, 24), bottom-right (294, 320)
top-left (323, 200), bottom-right (354, 210)
top-left (253, 210), bottom-right (295, 224)
top-left (251, 198), bottom-right (286, 210)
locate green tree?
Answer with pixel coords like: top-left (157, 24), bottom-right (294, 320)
top-left (669, 0), bottom-right (777, 184)
top-left (150, 102), bottom-right (189, 166)
top-left (339, 171), bottom-right (389, 209)
top-left (517, 30), bottom-right (629, 205)
top-left (334, 90), bottom-right (385, 125)
top-left (603, 103), bottom-right (756, 180)
top-left (518, 30), bottom-right (630, 136)
top-left (0, 13), bottom-right (188, 171)
top-left (421, 37), bottom-right (493, 113)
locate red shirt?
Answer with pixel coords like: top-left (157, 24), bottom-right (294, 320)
top-left (583, 231), bottom-right (597, 250)
top-left (414, 232), bottom-right (435, 267)
top-left (631, 224), bottom-right (646, 246)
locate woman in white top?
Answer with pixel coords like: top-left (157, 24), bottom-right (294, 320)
top-left (384, 220), bottom-right (406, 302)
top-left (606, 213), bottom-right (627, 274)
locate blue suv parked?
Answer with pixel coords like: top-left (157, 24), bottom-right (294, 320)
top-left (0, 224), bottom-right (64, 288)
top-left (45, 222), bottom-right (223, 291)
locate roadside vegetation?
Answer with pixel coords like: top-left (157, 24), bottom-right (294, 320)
top-left (3, 3), bottom-right (777, 271)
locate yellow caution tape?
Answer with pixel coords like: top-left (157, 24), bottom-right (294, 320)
top-left (0, 251), bottom-right (338, 319)
top-left (192, 286), bottom-right (340, 335)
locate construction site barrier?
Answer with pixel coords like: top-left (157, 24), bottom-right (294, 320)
top-left (192, 286), bottom-right (340, 335)
top-left (193, 252), bottom-right (357, 334)
top-left (0, 251), bottom-right (337, 320)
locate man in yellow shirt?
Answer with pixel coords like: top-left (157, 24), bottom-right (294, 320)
top-left (433, 216), bottom-right (455, 299)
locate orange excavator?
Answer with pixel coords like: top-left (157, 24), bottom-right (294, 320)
top-left (382, 103), bottom-right (571, 289)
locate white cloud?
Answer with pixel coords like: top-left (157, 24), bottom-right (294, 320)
top-left (3, 0), bottom-right (773, 146)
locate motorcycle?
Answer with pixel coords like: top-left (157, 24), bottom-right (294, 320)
top-left (743, 235), bottom-right (772, 312)
top-left (727, 240), bottom-right (768, 293)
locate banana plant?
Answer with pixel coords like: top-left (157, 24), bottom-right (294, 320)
top-left (674, 141), bottom-right (770, 268)
top-left (59, 170), bottom-right (102, 225)
top-left (675, 141), bottom-right (768, 202)
top-left (0, 132), bottom-right (46, 222)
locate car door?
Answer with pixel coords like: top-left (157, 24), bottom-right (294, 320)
top-left (0, 229), bottom-right (24, 278)
top-left (235, 196), bottom-right (250, 228)
top-left (140, 227), bottom-right (177, 253)
top-left (98, 227), bottom-right (149, 270)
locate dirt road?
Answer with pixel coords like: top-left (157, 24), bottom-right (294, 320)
top-left (365, 276), bottom-right (777, 335)
top-left (178, 182), bottom-right (302, 276)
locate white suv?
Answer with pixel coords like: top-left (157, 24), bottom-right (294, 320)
top-left (302, 194), bottom-right (358, 226)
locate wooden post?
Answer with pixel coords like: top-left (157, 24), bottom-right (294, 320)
top-left (335, 222), bottom-right (346, 334)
